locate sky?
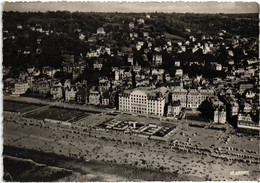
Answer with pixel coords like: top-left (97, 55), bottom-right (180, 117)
top-left (2, 1), bottom-right (259, 14)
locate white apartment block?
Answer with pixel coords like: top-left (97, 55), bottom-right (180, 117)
top-left (13, 83), bottom-right (29, 95)
top-left (119, 88), bottom-right (167, 116)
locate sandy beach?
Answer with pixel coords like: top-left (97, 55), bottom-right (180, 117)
top-left (3, 115), bottom-right (259, 181)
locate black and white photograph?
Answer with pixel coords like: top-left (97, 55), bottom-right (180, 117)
top-left (2, 1), bottom-right (259, 181)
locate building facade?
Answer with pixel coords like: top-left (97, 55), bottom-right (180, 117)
top-left (214, 107), bottom-right (226, 123)
top-left (32, 79), bottom-right (50, 94)
top-left (187, 89), bottom-right (201, 108)
top-left (89, 90), bottom-right (101, 105)
top-left (65, 86), bottom-right (77, 102)
top-left (153, 54), bottom-right (162, 65)
top-left (171, 88), bottom-right (187, 108)
top-left (99, 77), bottom-right (111, 92)
top-left (50, 86), bottom-right (63, 99)
top-left (119, 88), bottom-right (167, 116)
top-left (171, 88), bottom-right (214, 109)
top-left (237, 113), bottom-right (260, 130)
top-left (167, 101), bottom-right (181, 118)
top-left (204, 96), bottom-right (227, 124)
top-left (13, 83), bottom-right (29, 95)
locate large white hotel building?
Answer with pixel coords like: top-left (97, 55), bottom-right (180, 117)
top-left (119, 87), bottom-right (168, 116)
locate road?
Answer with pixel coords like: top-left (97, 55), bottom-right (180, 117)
top-left (4, 95), bottom-right (114, 113)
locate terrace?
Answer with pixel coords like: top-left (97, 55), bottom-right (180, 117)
top-left (152, 126), bottom-right (176, 138)
top-left (141, 125), bottom-right (162, 135)
top-left (113, 121), bottom-right (129, 131)
top-left (97, 119), bottom-right (121, 129)
top-left (128, 122), bottom-right (145, 131)
top-left (96, 119), bottom-right (176, 140)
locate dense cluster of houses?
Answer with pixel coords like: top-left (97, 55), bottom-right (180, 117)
top-left (3, 14), bottom-right (259, 130)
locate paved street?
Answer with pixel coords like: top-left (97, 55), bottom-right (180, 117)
top-left (4, 95), bottom-right (114, 113)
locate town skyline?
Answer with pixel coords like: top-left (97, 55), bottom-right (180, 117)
top-left (3, 1), bottom-right (259, 14)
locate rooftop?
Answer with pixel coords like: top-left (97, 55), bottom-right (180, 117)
top-left (121, 86), bottom-right (168, 98)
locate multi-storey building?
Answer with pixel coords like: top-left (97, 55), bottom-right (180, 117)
top-left (153, 54), bottom-right (162, 65)
top-left (187, 89), bottom-right (201, 108)
top-left (62, 62), bottom-right (73, 73)
top-left (13, 82), bottom-right (29, 95)
top-left (101, 98), bottom-right (109, 106)
top-left (214, 107), bottom-right (226, 124)
top-left (93, 60), bottom-right (103, 70)
top-left (133, 65), bottom-right (141, 73)
top-left (207, 96), bottom-right (227, 124)
top-left (171, 88), bottom-right (188, 108)
top-left (245, 90), bottom-right (256, 98)
top-left (76, 86), bottom-right (88, 104)
top-left (171, 88), bottom-right (214, 109)
top-left (114, 70), bottom-right (120, 81)
top-left (119, 87), bottom-right (168, 116)
top-left (199, 89), bottom-right (215, 102)
top-left (120, 67), bottom-right (132, 80)
top-left (239, 83), bottom-right (253, 94)
top-left (129, 22), bottom-right (135, 29)
top-left (151, 68), bottom-right (164, 76)
top-left (243, 102), bottom-right (252, 113)
top-left (72, 62), bottom-right (86, 80)
top-left (237, 113), bottom-right (260, 130)
top-left (50, 86), bottom-right (63, 99)
top-left (238, 113), bottom-right (252, 122)
top-left (174, 61), bottom-right (181, 67)
top-left (137, 18), bottom-right (145, 24)
top-left (32, 79), bottom-right (51, 94)
top-left (64, 79), bottom-right (71, 88)
top-left (97, 27), bottom-right (106, 35)
top-left (42, 66), bottom-right (59, 77)
top-left (65, 86), bottom-right (77, 102)
top-left (128, 55), bottom-right (134, 65)
top-left (167, 101), bottom-right (181, 118)
top-left (89, 90), bottom-right (101, 105)
top-left (175, 69), bottom-right (183, 77)
top-left (230, 101), bottom-right (239, 116)
top-left (98, 77), bottom-right (111, 92)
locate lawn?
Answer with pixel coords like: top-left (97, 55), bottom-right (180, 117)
top-left (24, 107), bottom-right (89, 122)
top-left (3, 100), bottom-right (44, 113)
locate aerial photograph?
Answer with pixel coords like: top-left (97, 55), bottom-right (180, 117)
top-left (2, 1), bottom-right (259, 182)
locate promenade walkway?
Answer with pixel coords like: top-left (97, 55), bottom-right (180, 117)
top-left (4, 95), bottom-right (114, 113)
